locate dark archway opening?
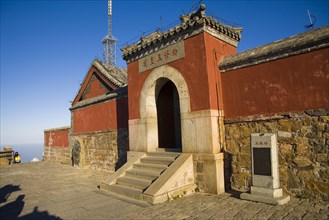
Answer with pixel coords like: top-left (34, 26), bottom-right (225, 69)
top-left (156, 81), bottom-right (182, 150)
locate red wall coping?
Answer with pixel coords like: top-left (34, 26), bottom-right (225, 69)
top-left (44, 126), bottom-right (70, 132)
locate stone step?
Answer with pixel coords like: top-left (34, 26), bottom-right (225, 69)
top-left (117, 176), bottom-right (152, 190)
top-left (133, 163), bottom-right (168, 173)
top-left (100, 190), bottom-right (150, 208)
top-left (146, 152), bottom-right (181, 158)
top-left (156, 148), bottom-right (182, 153)
top-left (107, 184), bottom-right (143, 201)
top-left (140, 156), bottom-right (175, 165)
top-left (126, 168), bottom-right (160, 181)
top-left (104, 153), bottom-right (183, 204)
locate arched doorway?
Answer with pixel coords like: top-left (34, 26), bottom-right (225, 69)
top-left (156, 81), bottom-right (182, 150)
top-left (134, 65), bottom-right (191, 153)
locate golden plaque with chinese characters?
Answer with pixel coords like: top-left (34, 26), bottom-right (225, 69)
top-left (138, 41), bottom-right (185, 73)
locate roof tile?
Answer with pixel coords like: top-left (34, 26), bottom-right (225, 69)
top-left (220, 25), bottom-right (329, 72)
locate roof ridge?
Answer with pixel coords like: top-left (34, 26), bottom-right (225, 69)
top-left (92, 59), bottom-right (127, 87)
top-left (121, 4), bottom-right (242, 61)
top-left (220, 25), bottom-right (329, 72)
top-left (70, 86), bottom-right (127, 111)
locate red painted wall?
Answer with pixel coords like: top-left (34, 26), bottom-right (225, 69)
top-left (72, 97), bottom-right (128, 134)
top-left (204, 33), bottom-right (237, 110)
top-left (44, 128), bottom-right (69, 147)
top-left (221, 48), bottom-right (329, 119)
top-left (128, 32), bottom-right (237, 120)
top-left (81, 75), bottom-right (109, 100)
top-left (72, 65), bottom-right (117, 106)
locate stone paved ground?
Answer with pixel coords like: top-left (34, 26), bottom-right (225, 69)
top-left (0, 162), bottom-right (328, 220)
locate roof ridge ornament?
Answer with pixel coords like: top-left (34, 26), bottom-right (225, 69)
top-left (180, 4), bottom-right (206, 24)
top-left (140, 31), bottom-right (162, 43)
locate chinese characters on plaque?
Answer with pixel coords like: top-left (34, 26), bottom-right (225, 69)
top-left (138, 41), bottom-right (185, 73)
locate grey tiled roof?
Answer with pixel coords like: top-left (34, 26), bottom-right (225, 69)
top-left (71, 59), bottom-right (127, 108)
top-left (121, 4), bottom-right (242, 61)
top-left (93, 59), bottom-right (127, 87)
top-left (70, 86), bottom-right (127, 111)
top-left (220, 25), bottom-right (329, 72)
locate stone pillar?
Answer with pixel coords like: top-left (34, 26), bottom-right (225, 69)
top-left (193, 153), bottom-right (225, 194)
top-left (181, 110), bottom-right (220, 154)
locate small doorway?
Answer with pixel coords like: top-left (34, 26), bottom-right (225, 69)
top-left (156, 80), bottom-right (182, 151)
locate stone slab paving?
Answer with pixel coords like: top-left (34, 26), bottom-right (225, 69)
top-left (0, 162), bottom-right (328, 220)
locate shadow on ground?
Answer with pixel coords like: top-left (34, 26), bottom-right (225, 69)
top-left (227, 189), bottom-right (244, 199)
top-left (0, 184), bottom-right (21, 203)
top-left (0, 185), bottom-right (62, 220)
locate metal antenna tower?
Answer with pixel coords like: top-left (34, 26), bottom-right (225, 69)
top-left (102, 0), bottom-right (117, 66)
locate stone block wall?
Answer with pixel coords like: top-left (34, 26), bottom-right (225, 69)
top-left (43, 127), bottom-right (71, 164)
top-left (70, 128), bottom-right (128, 172)
top-left (224, 109), bottom-right (329, 201)
top-left (43, 145), bottom-right (72, 165)
top-left (193, 153), bottom-right (225, 194)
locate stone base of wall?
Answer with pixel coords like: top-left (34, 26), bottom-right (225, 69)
top-left (193, 153), bottom-right (225, 194)
top-left (71, 129), bottom-right (128, 172)
top-left (43, 146), bottom-right (72, 165)
top-left (224, 109), bottom-right (329, 201)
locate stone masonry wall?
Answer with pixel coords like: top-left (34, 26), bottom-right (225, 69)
top-left (224, 109), bottom-right (329, 201)
top-left (43, 145), bottom-right (72, 165)
top-left (71, 128), bottom-right (128, 172)
top-left (43, 127), bottom-right (71, 164)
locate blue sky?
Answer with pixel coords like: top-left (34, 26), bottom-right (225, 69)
top-left (1, 0), bottom-right (328, 145)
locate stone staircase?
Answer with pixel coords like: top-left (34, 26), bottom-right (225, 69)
top-left (101, 152), bottom-right (196, 205)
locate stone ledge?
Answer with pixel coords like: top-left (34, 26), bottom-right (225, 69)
top-left (241, 192), bottom-right (290, 205)
top-left (143, 183), bottom-right (196, 205)
top-left (251, 186), bottom-right (283, 198)
top-left (305, 109), bottom-right (329, 116)
top-left (224, 109), bottom-right (329, 124)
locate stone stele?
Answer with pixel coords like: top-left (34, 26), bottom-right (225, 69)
top-left (240, 133), bottom-right (290, 205)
